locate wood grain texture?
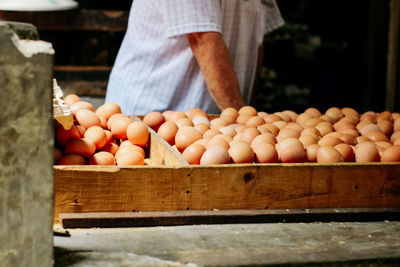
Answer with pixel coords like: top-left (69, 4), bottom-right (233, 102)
top-left (54, 163), bottom-right (400, 223)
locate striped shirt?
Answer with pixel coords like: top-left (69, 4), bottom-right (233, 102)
top-left (106, 0), bottom-right (284, 115)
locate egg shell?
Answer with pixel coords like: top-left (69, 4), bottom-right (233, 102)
top-left (221, 107), bottom-right (239, 119)
top-left (285, 122), bottom-right (304, 133)
top-left (240, 127), bottom-right (260, 144)
top-left (64, 94), bottom-right (81, 106)
top-left (245, 116), bottom-right (265, 127)
top-left (171, 111), bottom-right (188, 122)
top-left (127, 121), bottom-right (149, 147)
top-left (339, 134), bottom-right (358, 146)
top-left (355, 142), bottom-right (380, 162)
top-left (162, 110), bottom-right (175, 121)
top-left (193, 138), bottom-right (210, 148)
top-left (186, 108), bottom-right (206, 119)
top-left (375, 141), bottom-right (393, 149)
top-left (274, 112), bottom-right (291, 122)
top-left (319, 114), bottom-right (335, 123)
top-left (306, 144), bottom-right (320, 162)
top-left (390, 131), bottom-right (400, 143)
top-left (157, 121), bottom-right (179, 145)
top-left (102, 142), bottom-right (119, 156)
top-left (228, 142), bottom-right (254, 163)
top-left (76, 109), bottom-right (102, 129)
top-left (299, 134), bottom-right (318, 148)
top-left (104, 130), bottom-right (115, 144)
top-left (359, 124), bottom-right (382, 136)
top-left (65, 138), bottom-right (96, 158)
top-left (194, 123), bottom-right (210, 135)
top-left (301, 127), bottom-right (321, 137)
top-left (276, 138), bottom-right (303, 154)
top-left (276, 128), bottom-right (300, 143)
top-left (143, 112), bottom-right (165, 131)
top-left (236, 115), bottom-right (251, 125)
top-left (200, 146), bottom-right (230, 165)
top-left (176, 118), bottom-right (194, 128)
top-left (192, 116), bottom-right (210, 126)
top-left (296, 113), bottom-right (313, 126)
top-left (210, 117), bottom-right (229, 127)
top-left (325, 107), bottom-right (343, 122)
top-left (98, 116), bottom-right (107, 129)
top-left (317, 146), bottom-right (344, 163)
top-left (206, 136), bottom-right (230, 150)
top-left (253, 143), bottom-right (278, 163)
top-left (54, 147), bottom-right (63, 164)
top-left (89, 151), bottom-right (116, 165)
top-left (251, 134), bottom-right (276, 149)
top-left (280, 144), bottom-right (306, 163)
top-left (304, 118), bottom-right (323, 127)
top-left (117, 150), bottom-right (145, 166)
top-left (56, 125), bottom-right (80, 147)
top-left (107, 113), bottom-right (128, 130)
top-left (76, 125), bottom-right (86, 138)
top-left (111, 116), bottom-right (133, 140)
top-left (282, 110), bottom-right (298, 122)
top-left (263, 114), bottom-right (283, 124)
top-left (58, 154), bottom-right (87, 165)
top-left (96, 102), bottom-right (121, 120)
top-left (341, 107), bottom-right (359, 117)
top-left (175, 127), bottom-right (202, 151)
top-left (70, 101), bottom-right (95, 116)
top-left (315, 122), bottom-right (333, 136)
top-left (182, 143), bottom-right (206, 164)
top-left (364, 131), bottom-right (389, 143)
top-left (238, 106), bottom-right (257, 116)
top-left (115, 144), bottom-right (145, 159)
top-left (334, 143), bottom-right (355, 162)
top-left (377, 119), bottom-right (393, 136)
top-left (189, 110), bottom-right (209, 120)
top-left (356, 136), bottom-right (370, 144)
top-left (84, 126), bottom-right (107, 150)
top-left (318, 135), bottom-right (343, 147)
top-left (304, 107), bottom-right (322, 118)
top-left (203, 129), bottom-right (222, 139)
top-left (272, 121), bottom-right (287, 130)
top-left (381, 145), bottom-right (400, 162)
top-left (219, 126), bottom-right (236, 137)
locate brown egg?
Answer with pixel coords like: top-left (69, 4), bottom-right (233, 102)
top-left (324, 131), bottom-right (342, 139)
top-left (273, 112), bottom-right (290, 122)
top-left (89, 151), bottom-right (116, 165)
top-left (296, 113), bottom-right (313, 126)
top-left (341, 107), bottom-right (359, 117)
top-left (299, 134), bottom-right (318, 148)
top-left (280, 144), bottom-right (307, 163)
top-left (95, 102), bottom-right (121, 120)
top-left (304, 118), bottom-right (323, 128)
top-left (76, 125), bottom-right (86, 138)
top-left (338, 128), bottom-right (359, 138)
top-left (115, 145), bottom-right (145, 160)
top-left (56, 125), bottom-right (80, 147)
top-left (240, 127), bottom-right (261, 144)
top-left (65, 138), bottom-right (96, 158)
top-left (276, 138), bottom-right (303, 154)
top-left (304, 107), bottom-right (322, 118)
top-left (228, 142), bottom-right (254, 163)
top-left (76, 109), bottom-right (102, 129)
top-left (102, 142), bottom-right (119, 156)
top-left (276, 128), bottom-right (300, 143)
top-left (194, 123), bottom-right (210, 135)
top-left (390, 131), bottom-right (400, 144)
top-left (339, 134), bottom-right (358, 146)
top-left (210, 124), bottom-right (223, 130)
top-left (200, 146), bottom-right (230, 165)
top-left (220, 115), bottom-right (236, 124)
top-left (355, 142), bottom-right (380, 162)
top-left (219, 126), bottom-right (236, 137)
top-left (143, 111), bottom-right (165, 131)
top-left (381, 145), bottom-right (400, 162)
top-left (377, 119), bottom-right (393, 136)
top-left (70, 101), bottom-right (95, 116)
top-left (221, 107), bottom-right (239, 118)
top-left (238, 106), bottom-right (257, 116)
top-left (376, 111), bottom-right (392, 122)
top-left (356, 136), bottom-right (370, 144)
top-left (64, 94), bottom-right (81, 106)
top-left (162, 110), bottom-right (174, 121)
top-left (359, 124), bottom-right (382, 136)
top-left (107, 113), bottom-right (127, 130)
top-left (203, 129), bottom-right (222, 139)
top-left (182, 143), bottom-right (206, 164)
top-left (364, 131), bottom-right (389, 143)
top-left (393, 139), bottom-right (400, 146)
top-left (315, 122), bottom-right (333, 136)
top-left (58, 154), bottom-right (86, 165)
top-left (333, 121), bottom-right (356, 132)
top-left (317, 146), bottom-right (344, 163)
top-left (285, 122), bottom-right (304, 133)
top-left (54, 147), bottom-right (63, 164)
top-left (306, 144), bottom-right (320, 162)
top-left (263, 114), bottom-right (282, 124)
top-left (236, 115), bottom-right (251, 125)
top-left (318, 135), bottom-right (343, 147)
top-left (258, 124), bottom-right (279, 136)
top-left (111, 116), bottom-right (133, 140)
top-left (251, 134), bottom-right (276, 149)
top-left (175, 127), bottom-right (202, 151)
top-left (214, 134), bottom-right (233, 143)
top-left (157, 121), bottom-right (178, 145)
top-left (301, 127), bottom-right (321, 137)
top-left (176, 118), bottom-right (194, 128)
top-left (104, 130), bottom-right (115, 144)
top-left (394, 118), bottom-right (400, 132)
top-left (282, 110), bottom-right (298, 122)
top-left (375, 141), bottom-right (392, 149)
top-left (193, 138), bottom-right (210, 148)
top-left (171, 111), bottom-right (188, 122)
top-left (245, 116), bottom-right (265, 127)
top-left (127, 121), bottom-right (149, 147)
top-left (186, 108), bottom-right (206, 119)
top-left (272, 121), bottom-right (287, 130)
top-left (206, 136), bottom-right (230, 150)
top-left (210, 117), bottom-right (229, 127)
top-left (325, 107), bottom-right (343, 122)
top-left (98, 116), bottom-right (107, 129)
top-left (116, 150), bottom-right (145, 166)
top-left (319, 114), bottom-right (335, 123)
top-left (253, 143), bottom-right (278, 163)
top-left (192, 115), bottom-right (210, 126)
top-left (334, 143), bottom-right (355, 162)
top-left (190, 110), bottom-right (209, 120)
top-left (84, 126), bottom-right (107, 150)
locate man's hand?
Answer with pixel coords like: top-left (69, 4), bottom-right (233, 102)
top-left (186, 32), bottom-right (245, 111)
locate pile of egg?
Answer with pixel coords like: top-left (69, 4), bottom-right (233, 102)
top-left (54, 94), bottom-right (149, 166)
top-left (143, 106), bottom-right (400, 164)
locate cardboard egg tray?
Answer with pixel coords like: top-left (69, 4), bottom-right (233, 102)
top-left (54, 115), bottom-right (400, 226)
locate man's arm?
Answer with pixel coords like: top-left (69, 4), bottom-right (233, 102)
top-left (186, 32), bottom-right (245, 111)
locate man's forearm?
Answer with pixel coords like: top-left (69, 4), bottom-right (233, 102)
top-left (186, 32), bottom-right (245, 111)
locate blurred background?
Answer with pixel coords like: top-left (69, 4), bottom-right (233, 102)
top-left (0, 0), bottom-right (399, 114)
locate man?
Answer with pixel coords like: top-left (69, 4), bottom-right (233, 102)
top-left (106, 0), bottom-right (284, 115)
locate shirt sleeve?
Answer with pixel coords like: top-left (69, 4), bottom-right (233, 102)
top-left (163, 0), bottom-right (222, 38)
top-left (263, 0), bottom-right (285, 34)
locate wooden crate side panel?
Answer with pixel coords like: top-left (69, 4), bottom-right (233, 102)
top-left (54, 164), bottom-right (400, 222)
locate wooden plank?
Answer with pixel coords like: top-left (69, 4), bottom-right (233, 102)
top-left (386, 0), bottom-right (400, 111)
top-left (54, 163), bottom-right (400, 224)
top-left (59, 208), bottom-right (400, 228)
top-left (0, 10), bottom-right (129, 31)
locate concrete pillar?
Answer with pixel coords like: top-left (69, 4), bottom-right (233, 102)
top-left (0, 22), bottom-right (54, 267)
